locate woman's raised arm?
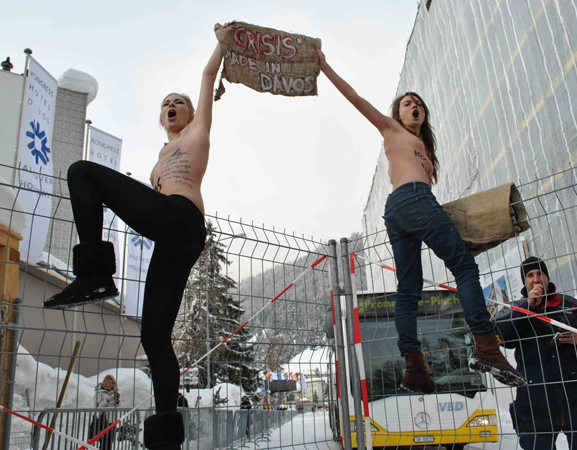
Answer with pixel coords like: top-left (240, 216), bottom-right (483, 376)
top-left (192, 44), bottom-right (224, 134)
top-left (316, 46), bottom-right (394, 133)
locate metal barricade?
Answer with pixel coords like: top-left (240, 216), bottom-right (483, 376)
top-left (178, 408), bottom-right (296, 450)
top-left (1, 162), bottom-right (335, 450)
top-left (28, 407), bottom-right (287, 450)
top-left (31, 408), bottom-right (141, 450)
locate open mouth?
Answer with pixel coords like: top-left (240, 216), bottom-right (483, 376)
top-left (412, 110), bottom-right (419, 118)
top-left (168, 109), bottom-right (177, 119)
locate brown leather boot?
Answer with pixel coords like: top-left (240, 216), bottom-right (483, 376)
top-left (469, 332), bottom-right (527, 387)
top-left (401, 352), bottom-right (435, 394)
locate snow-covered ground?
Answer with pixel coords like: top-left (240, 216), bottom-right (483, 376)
top-left (10, 344), bottom-right (571, 450)
top-left (231, 407), bottom-right (571, 450)
top-left (11, 346), bottom-right (153, 449)
top-left (468, 405), bottom-right (570, 450)
top-left (241, 411), bottom-right (339, 450)
top-left (10, 346), bottom-right (246, 450)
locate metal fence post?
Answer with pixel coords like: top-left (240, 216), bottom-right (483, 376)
top-left (340, 238), bottom-right (366, 450)
top-left (328, 240), bottom-right (353, 450)
top-left (3, 298), bottom-right (21, 450)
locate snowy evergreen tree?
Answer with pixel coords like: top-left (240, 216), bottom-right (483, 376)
top-left (173, 222), bottom-right (259, 393)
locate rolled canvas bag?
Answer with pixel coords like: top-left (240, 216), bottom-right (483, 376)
top-left (442, 183), bottom-right (530, 256)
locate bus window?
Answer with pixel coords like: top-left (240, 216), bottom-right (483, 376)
top-left (361, 313), bottom-right (487, 400)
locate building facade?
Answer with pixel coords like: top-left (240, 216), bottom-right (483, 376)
top-left (363, 0), bottom-right (577, 297)
top-left (0, 55), bottom-right (144, 377)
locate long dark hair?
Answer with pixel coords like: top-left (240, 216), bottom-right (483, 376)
top-left (391, 92), bottom-right (439, 184)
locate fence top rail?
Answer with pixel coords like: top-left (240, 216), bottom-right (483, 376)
top-left (1, 161), bottom-right (329, 252)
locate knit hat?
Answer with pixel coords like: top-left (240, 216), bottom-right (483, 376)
top-left (520, 256), bottom-right (549, 282)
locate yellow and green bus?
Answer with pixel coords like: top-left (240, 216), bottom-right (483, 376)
top-left (330, 291), bottom-right (500, 450)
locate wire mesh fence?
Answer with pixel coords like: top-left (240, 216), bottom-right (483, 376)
top-left (347, 168), bottom-right (577, 450)
top-left (0, 164), bottom-right (338, 450)
top-left (1, 164), bottom-right (577, 450)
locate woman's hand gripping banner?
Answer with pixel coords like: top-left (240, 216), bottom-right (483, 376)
top-left (214, 21), bottom-right (321, 100)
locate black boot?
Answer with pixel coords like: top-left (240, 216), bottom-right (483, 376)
top-left (44, 242), bottom-right (119, 309)
top-left (400, 352), bottom-right (436, 394)
top-left (144, 411), bottom-right (184, 450)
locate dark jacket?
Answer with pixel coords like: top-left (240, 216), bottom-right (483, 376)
top-left (240, 398), bottom-right (252, 410)
top-left (177, 395), bottom-right (189, 408)
top-left (495, 283), bottom-right (577, 430)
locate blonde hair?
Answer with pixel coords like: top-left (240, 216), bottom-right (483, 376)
top-left (101, 374), bottom-right (118, 392)
top-left (159, 93), bottom-right (195, 128)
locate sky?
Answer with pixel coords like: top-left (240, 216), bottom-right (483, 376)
top-left (2, 0), bottom-right (418, 243)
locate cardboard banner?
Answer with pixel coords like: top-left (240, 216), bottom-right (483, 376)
top-left (87, 126), bottom-right (122, 278)
top-left (214, 21), bottom-right (321, 100)
top-left (123, 226), bottom-right (154, 318)
top-left (16, 56), bottom-right (58, 264)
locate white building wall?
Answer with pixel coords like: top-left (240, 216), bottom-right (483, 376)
top-left (47, 87), bottom-right (87, 264)
top-left (0, 57), bottom-right (144, 377)
top-left (363, 0), bottom-right (577, 296)
top-left (17, 268), bottom-right (145, 376)
top-left (0, 70), bottom-right (25, 184)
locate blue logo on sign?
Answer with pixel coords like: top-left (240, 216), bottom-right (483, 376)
top-left (26, 120), bottom-right (51, 165)
top-left (128, 228), bottom-right (152, 250)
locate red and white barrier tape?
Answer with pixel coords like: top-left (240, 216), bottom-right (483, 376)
top-left (349, 254), bottom-right (374, 450)
top-left (0, 255), bottom-right (328, 450)
top-left (486, 297), bottom-right (577, 334)
top-left (353, 253), bottom-right (458, 292)
top-left (352, 253), bottom-right (577, 335)
top-left (0, 405), bottom-right (100, 450)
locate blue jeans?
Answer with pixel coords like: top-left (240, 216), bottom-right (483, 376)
top-left (384, 182), bottom-right (493, 355)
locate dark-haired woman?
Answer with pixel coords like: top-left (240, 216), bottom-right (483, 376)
top-left (316, 46), bottom-right (526, 394)
top-left (45, 44), bottom-right (224, 449)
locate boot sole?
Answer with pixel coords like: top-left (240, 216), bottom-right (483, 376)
top-left (44, 287), bottom-right (119, 310)
top-left (469, 357), bottom-right (527, 387)
top-left (400, 382), bottom-right (435, 395)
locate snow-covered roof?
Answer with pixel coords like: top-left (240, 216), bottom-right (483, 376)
top-left (58, 69), bottom-right (99, 104)
top-left (281, 347), bottom-right (332, 375)
top-left (0, 175), bottom-right (26, 236)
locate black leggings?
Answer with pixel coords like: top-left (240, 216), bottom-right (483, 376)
top-left (67, 161), bottom-right (206, 413)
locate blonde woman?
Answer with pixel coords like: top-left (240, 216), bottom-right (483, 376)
top-left (92, 375), bottom-right (119, 450)
top-left (95, 374), bottom-right (120, 408)
top-left (46, 42), bottom-right (224, 449)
